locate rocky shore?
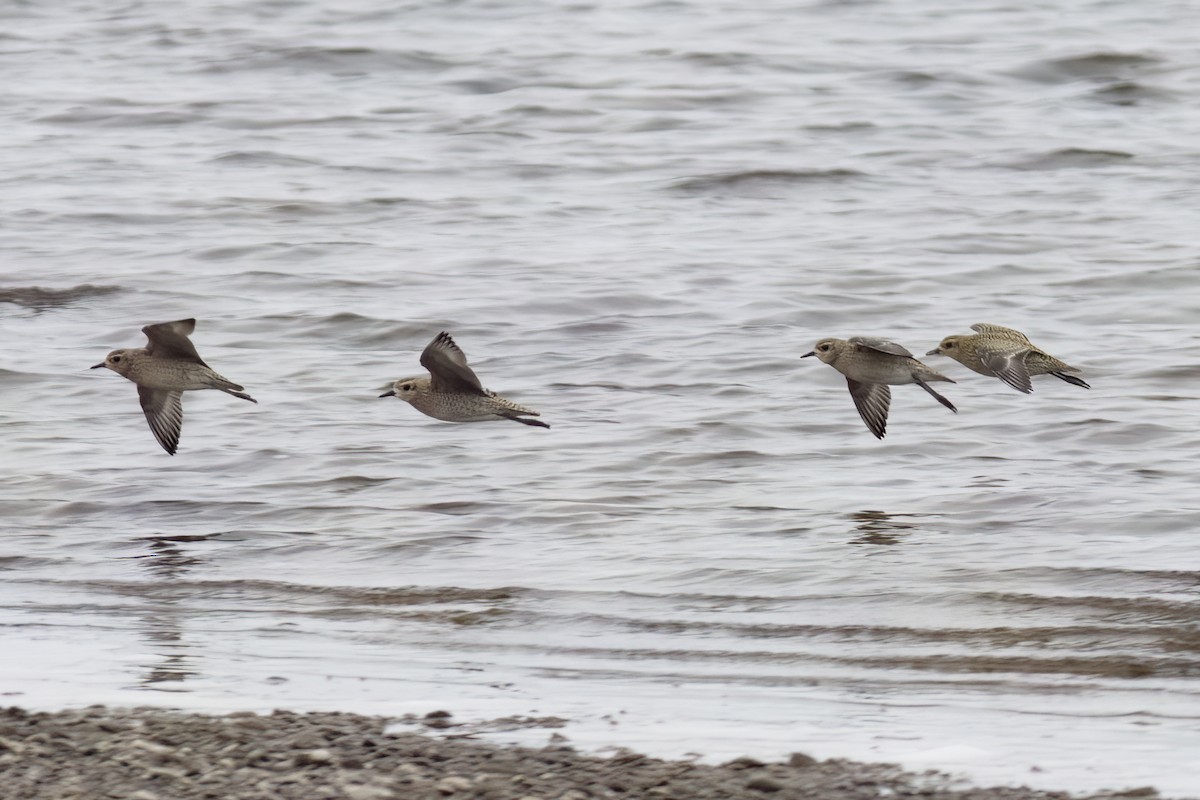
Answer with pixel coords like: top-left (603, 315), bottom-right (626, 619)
top-left (0, 706), bottom-right (1160, 800)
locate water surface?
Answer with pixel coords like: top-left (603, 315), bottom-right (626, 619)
top-left (2, 0), bottom-right (1199, 795)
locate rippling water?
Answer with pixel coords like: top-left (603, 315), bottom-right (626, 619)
top-left (2, 0), bottom-right (1199, 795)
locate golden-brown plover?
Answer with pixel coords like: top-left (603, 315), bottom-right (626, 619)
top-left (926, 323), bottom-right (1089, 393)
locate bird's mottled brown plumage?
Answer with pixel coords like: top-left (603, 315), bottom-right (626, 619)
top-left (92, 318), bottom-right (257, 455)
top-left (803, 336), bottom-right (957, 439)
top-left (926, 323), bottom-right (1089, 394)
top-left (380, 332), bottom-right (549, 429)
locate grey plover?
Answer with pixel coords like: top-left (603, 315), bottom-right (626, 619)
top-left (92, 318), bottom-right (256, 454)
top-left (803, 336), bottom-right (957, 439)
top-left (926, 323), bottom-right (1089, 393)
top-left (380, 332), bottom-right (549, 428)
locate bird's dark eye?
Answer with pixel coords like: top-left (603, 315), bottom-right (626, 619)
top-left (944, 342), bottom-right (954, 349)
top-left (111, 355), bottom-right (122, 363)
top-left (402, 384), bottom-right (412, 391)
top-left (819, 344), bottom-right (830, 351)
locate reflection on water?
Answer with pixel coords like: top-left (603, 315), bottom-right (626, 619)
top-left (133, 535), bottom-right (209, 580)
top-left (848, 510), bottom-right (922, 546)
top-left (127, 535), bottom-right (212, 689)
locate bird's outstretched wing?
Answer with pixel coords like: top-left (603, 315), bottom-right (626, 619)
top-left (970, 323), bottom-right (1031, 344)
top-left (420, 332), bottom-right (486, 395)
top-left (138, 386), bottom-right (184, 455)
top-left (849, 336), bottom-right (913, 358)
top-left (977, 345), bottom-right (1034, 393)
top-left (143, 319), bottom-right (205, 364)
top-left (846, 378), bottom-right (891, 439)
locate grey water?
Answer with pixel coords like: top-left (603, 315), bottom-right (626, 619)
top-left (2, 0), bottom-right (1200, 794)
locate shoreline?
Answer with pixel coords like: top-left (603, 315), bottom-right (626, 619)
top-left (0, 705), bottom-right (1162, 800)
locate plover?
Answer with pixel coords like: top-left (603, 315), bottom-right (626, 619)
top-left (926, 323), bottom-right (1090, 393)
top-left (803, 336), bottom-right (957, 439)
top-left (92, 318), bottom-right (256, 454)
top-left (380, 332), bottom-right (549, 429)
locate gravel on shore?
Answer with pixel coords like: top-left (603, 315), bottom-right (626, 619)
top-left (0, 705), bottom-right (1161, 800)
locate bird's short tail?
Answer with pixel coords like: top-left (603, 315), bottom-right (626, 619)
top-left (223, 387), bottom-right (257, 403)
top-left (214, 376), bottom-right (257, 403)
top-left (915, 377), bottom-right (957, 413)
top-left (502, 413), bottom-right (550, 429)
top-left (1051, 371), bottom-right (1090, 389)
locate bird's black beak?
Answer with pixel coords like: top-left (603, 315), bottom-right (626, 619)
top-left (925, 348), bottom-right (940, 356)
top-left (90, 362), bottom-right (106, 369)
top-left (379, 390), bottom-right (395, 398)
top-left (801, 351), bottom-right (815, 358)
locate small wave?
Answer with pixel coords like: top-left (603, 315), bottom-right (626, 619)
top-left (52, 212), bottom-right (184, 225)
top-left (848, 652), bottom-right (1180, 679)
top-left (670, 168), bottom-right (864, 195)
top-left (257, 312), bottom-right (423, 349)
top-left (208, 151), bottom-right (324, 167)
top-left (502, 104), bottom-right (602, 120)
top-left (447, 77), bottom-right (524, 95)
top-left (977, 591), bottom-right (1199, 624)
top-left (36, 110), bottom-right (203, 127)
top-left (93, 578), bottom-right (523, 607)
top-left (661, 450), bottom-right (769, 467)
top-left (0, 555), bottom-right (63, 571)
top-left (193, 244), bottom-right (280, 261)
top-left (1139, 365), bottom-right (1200, 380)
top-left (1001, 148), bottom-right (1134, 171)
top-left (200, 46), bottom-right (457, 75)
top-left (1010, 52), bottom-right (1161, 83)
top-left (1090, 81), bottom-right (1175, 106)
top-left (217, 114), bottom-right (374, 131)
top-left (883, 69), bottom-right (941, 86)
top-left (0, 284), bottom-right (120, 310)
top-left (680, 51), bottom-right (757, 69)
top-left (414, 500), bottom-right (502, 516)
top-left (553, 320), bottom-right (634, 335)
top-left (803, 121), bottom-right (875, 132)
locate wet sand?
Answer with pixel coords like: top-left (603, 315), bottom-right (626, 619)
top-left (0, 706), bottom-right (1161, 800)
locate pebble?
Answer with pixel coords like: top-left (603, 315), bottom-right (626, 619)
top-left (0, 736), bottom-right (25, 754)
top-left (424, 710), bottom-right (455, 729)
top-left (144, 765), bottom-right (188, 781)
top-left (296, 748), bottom-right (334, 766)
top-left (0, 706), bottom-right (1144, 800)
top-left (131, 738), bottom-right (175, 757)
top-left (233, 716), bottom-right (269, 730)
top-left (436, 775), bottom-right (472, 794)
top-left (746, 775), bottom-right (785, 793)
top-left (342, 785), bottom-right (395, 800)
top-left (473, 771), bottom-right (505, 783)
